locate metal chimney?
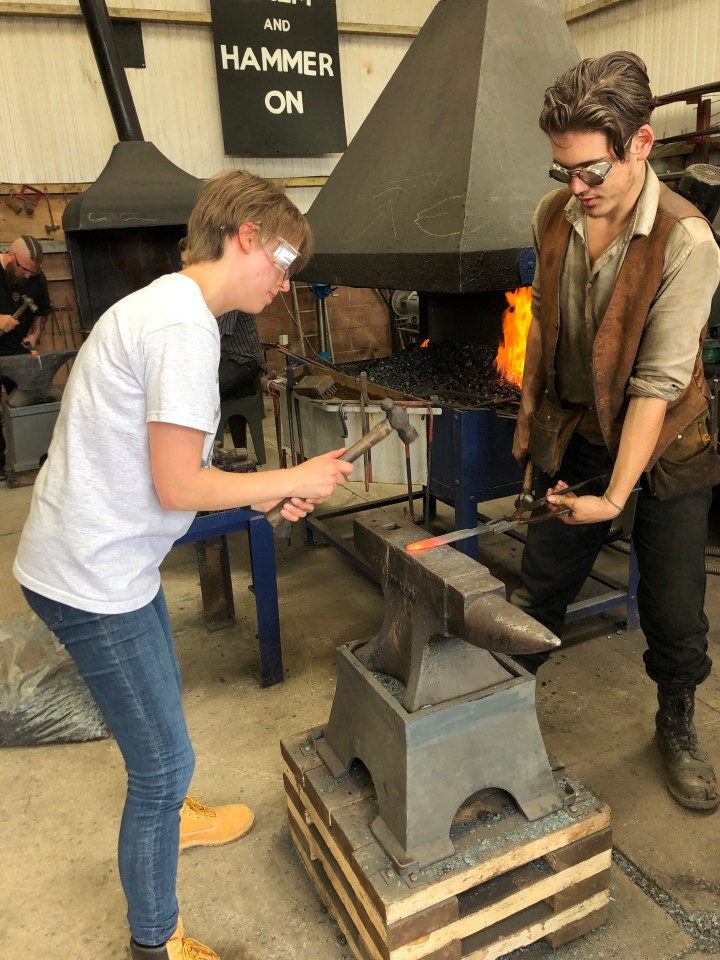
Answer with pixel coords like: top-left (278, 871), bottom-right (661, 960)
top-left (62, 0), bottom-right (201, 234)
top-left (62, 0), bottom-right (202, 329)
top-left (301, 0), bottom-right (579, 293)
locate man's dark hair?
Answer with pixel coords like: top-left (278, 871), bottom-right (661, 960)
top-left (539, 52), bottom-right (655, 161)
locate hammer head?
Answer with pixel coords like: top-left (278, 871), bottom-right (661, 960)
top-left (21, 295), bottom-right (39, 314)
top-left (380, 397), bottom-right (418, 444)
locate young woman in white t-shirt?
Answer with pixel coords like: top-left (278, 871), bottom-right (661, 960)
top-left (14, 170), bottom-right (353, 960)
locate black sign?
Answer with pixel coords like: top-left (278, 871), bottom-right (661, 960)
top-left (210, 0), bottom-right (347, 156)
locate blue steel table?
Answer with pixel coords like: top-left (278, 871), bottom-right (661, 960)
top-left (174, 508), bottom-right (283, 687)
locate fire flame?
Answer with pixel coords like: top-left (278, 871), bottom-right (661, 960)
top-left (420, 338), bottom-right (430, 348)
top-left (495, 286), bottom-right (532, 388)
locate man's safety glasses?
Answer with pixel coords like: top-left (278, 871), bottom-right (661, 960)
top-left (11, 251), bottom-right (39, 277)
top-left (548, 136), bottom-right (634, 187)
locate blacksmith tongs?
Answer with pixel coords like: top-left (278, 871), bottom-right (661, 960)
top-left (406, 473), bottom-right (609, 553)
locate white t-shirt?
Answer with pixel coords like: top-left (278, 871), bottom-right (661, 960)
top-left (13, 273), bottom-right (220, 614)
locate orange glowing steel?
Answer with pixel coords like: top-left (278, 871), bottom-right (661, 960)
top-left (495, 286), bottom-right (532, 388)
top-left (420, 338), bottom-right (430, 348)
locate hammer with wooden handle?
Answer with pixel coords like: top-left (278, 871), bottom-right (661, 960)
top-left (12, 295), bottom-right (39, 321)
top-left (264, 397), bottom-right (419, 528)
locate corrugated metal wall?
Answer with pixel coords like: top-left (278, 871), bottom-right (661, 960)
top-left (1, 0), bottom-right (718, 209)
top-left (560, 0), bottom-right (720, 140)
top-left (0, 0), bottom-right (437, 209)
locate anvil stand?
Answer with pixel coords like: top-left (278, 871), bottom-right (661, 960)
top-left (0, 351), bottom-right (77, 478)
top-left (314, 512), bottom-right (570, 875)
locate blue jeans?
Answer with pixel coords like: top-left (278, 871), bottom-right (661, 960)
top-left (22, 585), bottom-right (194, 946)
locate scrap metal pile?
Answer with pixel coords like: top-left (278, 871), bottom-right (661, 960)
top-left (339, 342), bottom-right (521, 407)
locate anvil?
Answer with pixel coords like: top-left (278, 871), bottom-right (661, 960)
top-left (314, 512), bottom-right (567, 874)
top-left (0, 351), bottom-right (77, 408)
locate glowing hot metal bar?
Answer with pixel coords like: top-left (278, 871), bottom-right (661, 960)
top-left (406, 519), bottom-right (520, 552)
top-left (407, 473), bottom-right (611, 553)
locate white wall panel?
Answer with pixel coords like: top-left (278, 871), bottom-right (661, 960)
top-left (560, 0), bottom-right (720, 139)
top-left (0, 4), bottom-right (433, 210)
top-left (336, 0), bottom-right (438, 26)
top-left (2, 0), bottom-right (717, 209)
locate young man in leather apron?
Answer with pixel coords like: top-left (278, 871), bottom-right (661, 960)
top-left (512, 52), bottom-right (720, 812)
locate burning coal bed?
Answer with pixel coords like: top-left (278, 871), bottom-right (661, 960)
top-left (340, 342), bottom-right (521, 407)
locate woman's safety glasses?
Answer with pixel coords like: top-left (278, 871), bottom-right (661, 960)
top-left (261, 235), bottom-right (300, 281)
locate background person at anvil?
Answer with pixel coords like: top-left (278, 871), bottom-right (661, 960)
top-left (511, 52), bottom-right (720, 813)
top-left (11, 171), bottom-right (353, 960)
top-left (0, 235), bottom-right (51, 480)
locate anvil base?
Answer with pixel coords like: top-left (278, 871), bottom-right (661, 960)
top-left (2, 399), bottom-right (61, 473)
top-left (316, 644), bottom-right (564, 874)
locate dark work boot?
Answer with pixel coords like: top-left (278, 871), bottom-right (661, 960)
top-left (655, 689), bottom-right (719, 811)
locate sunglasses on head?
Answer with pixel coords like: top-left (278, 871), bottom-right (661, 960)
top-left (548, 135), bottom-right (634, 187)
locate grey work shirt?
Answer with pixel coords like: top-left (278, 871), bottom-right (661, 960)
top-left (531, 163), bottom-right (720, 406)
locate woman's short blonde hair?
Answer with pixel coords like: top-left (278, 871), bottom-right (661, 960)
top-left (185, 169), bottom-right (313, 267)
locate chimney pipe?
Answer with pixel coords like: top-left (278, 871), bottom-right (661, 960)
top-left (79, 0), bottom-right (143, 141)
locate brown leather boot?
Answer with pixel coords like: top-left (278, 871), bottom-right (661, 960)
top-left (179, 796), bottom-right (254, 851)
top-left (655, 689), bottom-right (719, 811)
top-left (130, 917), bottom-right (220, 960)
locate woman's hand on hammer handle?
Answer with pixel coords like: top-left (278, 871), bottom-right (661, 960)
top-left (262, 450), bottom-right (354, 527)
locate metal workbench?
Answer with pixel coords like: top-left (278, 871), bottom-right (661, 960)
top-left (175, 508), bottom-right (283, 687)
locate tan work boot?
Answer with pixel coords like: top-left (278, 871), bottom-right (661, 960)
top-left (179, 795), bottom-right (254, 851)
top-left (130, 916), bottom-right (220, 959)
top-left (655, 689), bottom-right (719, 811)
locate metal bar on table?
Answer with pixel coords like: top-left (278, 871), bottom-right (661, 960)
top-left (285, 365), bottom-right (297, 466)
top-left (289, 281), bottom-right (305, 356)
top-left (404, 442), bottom-right (415, 520)
top-left (310, 491), bottom-right (424, 520)
top-left (360, 371), bottom-right (371, 490)
top-left (293, 395), bottom-right (305, 462)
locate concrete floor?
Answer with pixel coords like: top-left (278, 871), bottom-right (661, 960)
top-left (2, 416), bottom-right (720, 959)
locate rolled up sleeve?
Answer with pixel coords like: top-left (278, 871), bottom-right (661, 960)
top-left (628, 218), bottom-right (720, 401)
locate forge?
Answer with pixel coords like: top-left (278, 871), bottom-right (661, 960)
top-left (313, 512), bottom-right (567, 875)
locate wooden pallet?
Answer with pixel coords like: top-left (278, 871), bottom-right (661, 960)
top-left (281, 729), bottom-right (611, 960)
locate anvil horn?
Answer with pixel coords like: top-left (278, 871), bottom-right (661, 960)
top-left (464, 594), bottom-right (561, 655)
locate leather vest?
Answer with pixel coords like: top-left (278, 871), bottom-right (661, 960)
top-left (538, 184), bottom-right (711, 466)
